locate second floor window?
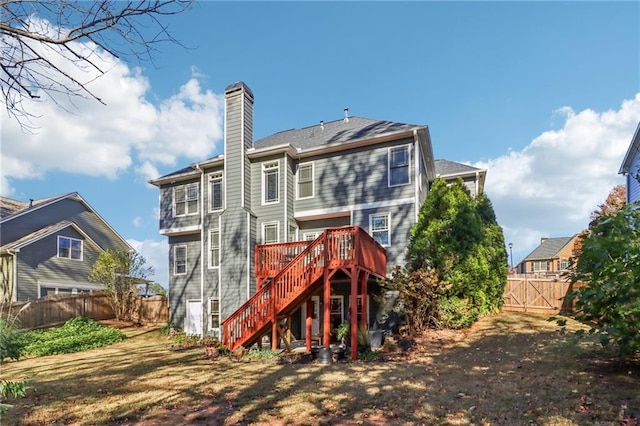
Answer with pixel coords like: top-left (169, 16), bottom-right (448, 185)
top-left (174, 245), bottom-right (187, 275)
top-left (209, 172), bottom-right (223, 211)
top-left (58, 236), bottom-right (82, 260)
top-left (370, 213), bottom-right (390, 247)
top-left (263, 161), bottom-right (279, 204)
top-left (389, 146), bottom-right (410, 187)
top-left (174, 183), bottom-right (199, 216)
top-left (209, 229), bottom-right (220, 268)
top-left (297, 162), bottom-right (314, 199)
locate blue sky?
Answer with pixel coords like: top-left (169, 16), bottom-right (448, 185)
top-left (2, 1), bottom-right (639, 286)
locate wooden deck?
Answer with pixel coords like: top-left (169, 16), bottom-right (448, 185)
top-left (222, 226), bottom-right (386, 358)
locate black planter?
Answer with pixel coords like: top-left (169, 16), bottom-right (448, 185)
top-left (317, 347), bottom-right (332, 364)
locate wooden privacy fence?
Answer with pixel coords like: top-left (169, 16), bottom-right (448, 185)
top-left (1, 292), bottom-right (168, 330)
top-left (502, 275), bottom-right (584, 314)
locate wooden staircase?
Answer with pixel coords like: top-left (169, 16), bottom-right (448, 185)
top-left (221, 226), bottom-right (386, 351)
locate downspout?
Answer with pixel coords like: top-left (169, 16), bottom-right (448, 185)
top-left (283, 153), bottom-right (288, 242)
top-left (413, 129), bottom-right (420, 221)
top-left (195, 163), bottom-right (205, 338)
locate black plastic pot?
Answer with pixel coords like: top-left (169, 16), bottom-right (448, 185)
top-left (317, 347), bottom-right (332, 364)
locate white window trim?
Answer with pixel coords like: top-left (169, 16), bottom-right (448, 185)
top-left (330, 295), bottom-right (344, 325)
top-left (303, 232), bottom-right (320, 241)
top-left (208, 172), bottom-right (224, 212)
top-left (296, 161), bottom-right (315, 199)
top-left (208, 297), bottom-right (220, 336)
top-left (173, 182), bottom-right (199, 217)
top-left (262, 161), bottom-right (280, 205)
top-left (262, 221), bottom-right (280, 244)
top-left (533, 261), bottom-right (548, 272)
top-left (388, 145), bottom-right (411, 187)
top-left (208, 228), bottom-right (220, 269)
top-left (174, 245), bottom-right (187, 275)
top-left (57, 235), bottom-right (83, 261)
top-left (369, 212), bottom-right (391, 247)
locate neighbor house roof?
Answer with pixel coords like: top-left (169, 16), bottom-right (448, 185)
top-left (0, 192), bottom-right (131, 250)
top-left (619, 121), bottom-right (640, 175)
top-left (522, 236), bottom-right (576, 261)
top-left (0, 220), bottom-right (102, 253)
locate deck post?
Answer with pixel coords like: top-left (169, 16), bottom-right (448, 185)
top-left (271, 320), bottom-right (278, 350)
top-left (305, 298), bottom-right (313, 352)
top-left (350, 267), bottom-right (359, 360)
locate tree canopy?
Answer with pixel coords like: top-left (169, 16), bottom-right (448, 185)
top-left (383, 179), bottom-right (508, 331)
top-left (1, 0), bottom-right (192, 125)
top-left (89, 249), bottom-right (154, 321)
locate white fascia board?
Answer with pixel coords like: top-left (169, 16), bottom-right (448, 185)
top-left (159, 224), bottom-right (202, 236)
top-left (295, 198), bottom-right (414, 220)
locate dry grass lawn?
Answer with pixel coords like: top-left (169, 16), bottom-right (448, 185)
top-left (1, 312), bottom-right (638, 425)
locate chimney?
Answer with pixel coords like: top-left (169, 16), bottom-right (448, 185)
top-left (541, 236), bottom-right (548, 244)
top-left (343, 107), bottom-right (349, 122)
top-left (29, 199), bottom-right (33, 208)
top-left (320, 120), bottom-right (324, 130)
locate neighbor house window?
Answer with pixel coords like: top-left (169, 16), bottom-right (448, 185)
top-left (174, 183), bottom-right (199, 216)
top-left (388, 145), bottom-right (410, 186)
top-left (57, 236), bottom-right (82, 260)
top-left (263, 161), bottom-right (279, 204)
top-left (263, 222), bottom-right (279, 244)
top-left (370, 213), bottom-right (390, 246)
top-left (209, 298), bottom-right (220, 333)
top-left (532, 261), bottom-right (548, 272)
top-left (209, 229), bottom-right (220, 268)
top-left (559, 259), bottom-right (569, 271)
top-left (174, 245), bottom-right (187, 275)
top-left (297, 162), bottom-right (314, 199)
top-left (209, 172), bottom-right (224, 211)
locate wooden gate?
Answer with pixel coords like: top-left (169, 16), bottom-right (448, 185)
top-left (502, 275), bottom-right (577, 314)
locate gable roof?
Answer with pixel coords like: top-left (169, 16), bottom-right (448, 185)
top-left (619, 121), bottom-right (640, 175)
top-left (434, 159), bottom-right (484, 177)
top-left (253, 116), bottom-right (421, 151)
top-left (0, 192), bottom-right (131, 250)
top-left (522, 235), bottom-right (576, 261)
top-left (150, 116), bottom-right (436, 185)
top-left (0, 220), bottom-right (102, 253)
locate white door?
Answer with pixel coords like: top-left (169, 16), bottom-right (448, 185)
top-left (185, 300), bottom-right (202, 336)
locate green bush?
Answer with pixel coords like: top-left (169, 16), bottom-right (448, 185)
top-left (22, 317), bottom-right (126, 356)
top-left (0, 379), bottom-right (27, 415)
top-left (0, 319), bottom-right (25, 363)
top-left (438, 296), bottom-right (478, 329)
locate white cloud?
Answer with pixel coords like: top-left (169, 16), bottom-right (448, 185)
top-left (132, 216), bottom-right (142, 228)
top-left (0, 17), bottom-right (224, 196)
top-left (127, 238), bottom-right (168, 287)
top-left (474, 93), bottom-right (640, 263)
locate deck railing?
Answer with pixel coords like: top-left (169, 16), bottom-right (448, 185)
top-left (222, 226), bottom-right (386, 350)
top-left (255, 241), bottom-right (311, 287)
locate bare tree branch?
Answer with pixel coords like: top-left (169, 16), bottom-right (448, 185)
top-left (0, 0), bottom-right (193, 128)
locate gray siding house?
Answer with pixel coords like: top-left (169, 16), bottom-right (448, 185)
top-left (619, 121), bottom-right (640, 204)
top-left (0, 192), bottom-right (132, 302)
top-left (150, 82), bottom-right (485, 351)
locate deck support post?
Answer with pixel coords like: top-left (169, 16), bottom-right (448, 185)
top-left (271, 320), bottom-right (278, 350)
top-left (350, 267), bottom-right (359, 361)
top-left (305, 298), bottom-right (313, 352)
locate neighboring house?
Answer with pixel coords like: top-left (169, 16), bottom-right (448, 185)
top-left (150, 82), bottom-right (485, 355)
top-left (619, 121), bottom-right (640, 204)
top-left (0, 192), bottom-right (131, 302)
top-left (516, 235), bottom-right (579, 276)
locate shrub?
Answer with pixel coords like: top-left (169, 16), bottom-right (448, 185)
top-left (0, 379), bottom-right (27, 416)
top-left (0, 319), bottom-right (25, 363)
top-left (22, 317), bottom-right (126, 356)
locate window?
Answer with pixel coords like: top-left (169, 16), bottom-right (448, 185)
top-left (388, 145), bottom-right (410, 186)
top-left (209, 229), bottom-right (220, 268)
top-left (297, 162), bottom-right (314, 199)
top-left (370, 213), bottom-right (390, 246)
top-left (263, 222), bottom-right (279, 244)
top-left (209, 298), bottom-right (220, 333)
top-left (350, 295), bottom-right (369, 324)
top-left (303, 232), bottom-right (320, 241)
top-left (559, 259), bottom-right (569, 271)
top-left (330, 296), bottom-right (344, 330)
top-left (532, 261), bottom-right (548, 272)
top-left (57, 236), bottom-right (82, 260)
top-left (174, 183), bottom-right (199, 216)
top-left (209, 172), bottom-right (224, 211)
top-left (263, 161), bottom-right (279, 204)
top-left (174, 245), bottom-right (187, 275)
